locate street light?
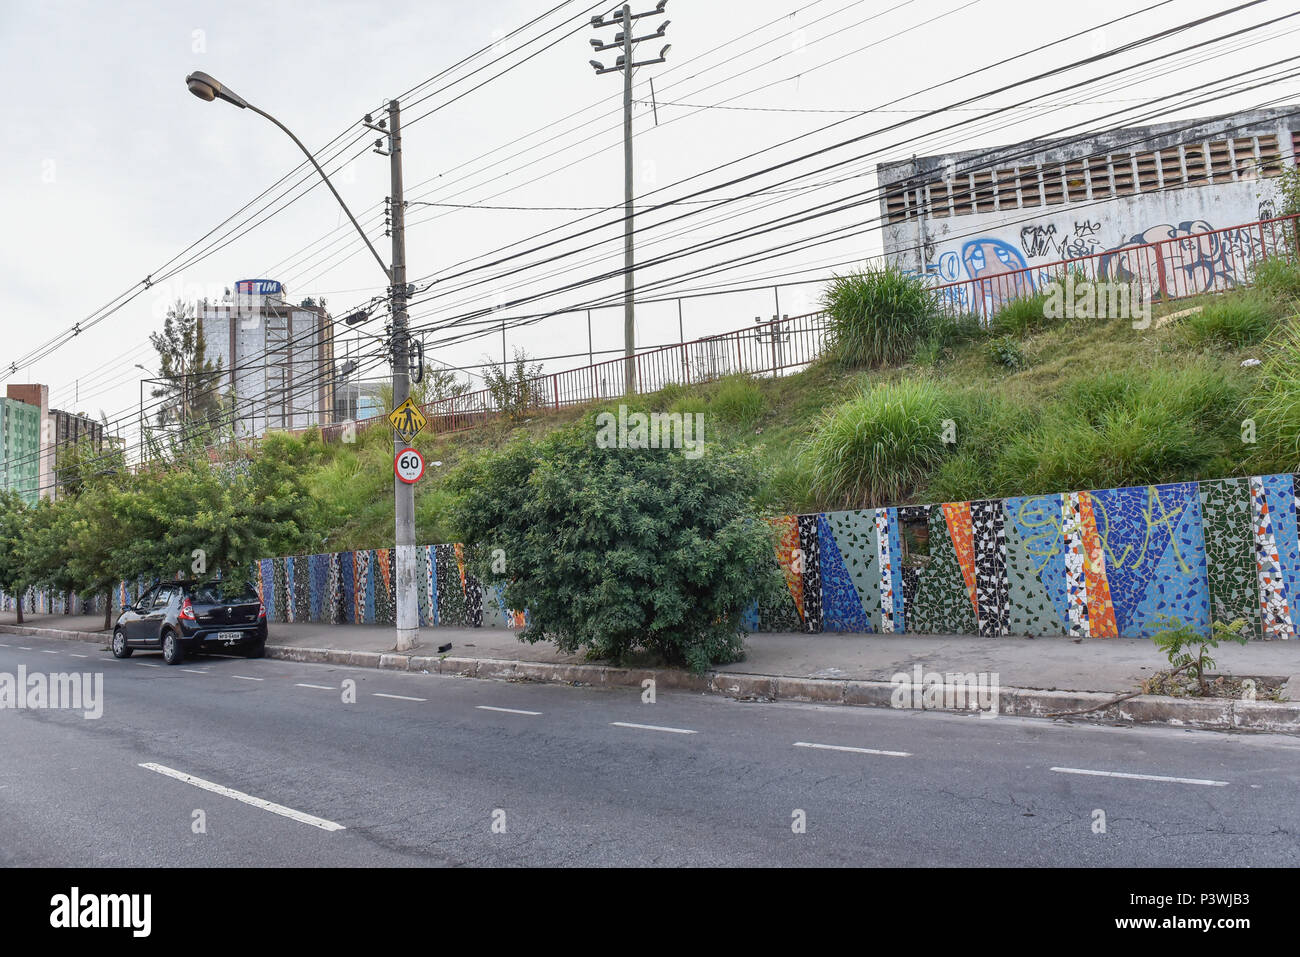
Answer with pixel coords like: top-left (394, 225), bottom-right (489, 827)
top-left (185, 71), bottom-right (423, 652)
top-left (185, 71), bottom-right (388, 281)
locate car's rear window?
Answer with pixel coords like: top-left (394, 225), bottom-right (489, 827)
top-left (192, 584), bottom-right (260, 604)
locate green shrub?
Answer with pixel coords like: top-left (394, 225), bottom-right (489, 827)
top-left (1248, 319), bottom-right (1300, 472)
top-left (447, 425), bottom-right (781, 673)
top-left (985, 335), bottom-right (1027, 370)
top-left (1182, 292), bottom-right (1277, 347)
top-left (1251, 254), bottom-right (1300, 302)
top-left (915, 312), bottom-right (985, 365)
top-left (990, 292), bottom-right (1052, 337)
top-left (988, 364), bottom-right (1243, 494)
top-left (710, 375), bottom-right (766, 430)
top-left (1151, 616), bottom-right (1250, 695)
top-left (800, 379), bottom-right (954, 509)
top-left (822, 263), bottom-right (938, 367)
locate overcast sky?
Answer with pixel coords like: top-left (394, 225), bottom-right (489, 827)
top-left (3, 0), bottom-right (1298, 450)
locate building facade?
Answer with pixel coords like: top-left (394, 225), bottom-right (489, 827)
top-left (0, 389), bottom-right (42, 505)
top-left (200, 280), bottom-right (337, 440)
top-left (876, 107), bottom-right (1299, 299)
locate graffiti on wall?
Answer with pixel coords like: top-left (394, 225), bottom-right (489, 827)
top-left (757, 473), bottom-right (1300, 641)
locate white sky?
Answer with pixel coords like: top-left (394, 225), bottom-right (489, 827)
top-left (3, 0), bottom-right (1299, 452)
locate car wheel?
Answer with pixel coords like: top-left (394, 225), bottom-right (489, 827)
top-left (111, 628), bottom-right (133, 659)
top-left (245, 638), bottom-right (266, 659)
top-left (162, 631), bottom-right (184, 666)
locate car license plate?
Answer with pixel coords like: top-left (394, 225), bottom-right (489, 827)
top-left (217, 632), bottom-right (242, 642)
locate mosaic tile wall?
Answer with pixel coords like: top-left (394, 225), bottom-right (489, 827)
top-left (249, 544), bottom-right (509, 629)
top-left (7, 473), bottom-right (1300, 641)
top-left (756, 474), bottom-right (1300, 639)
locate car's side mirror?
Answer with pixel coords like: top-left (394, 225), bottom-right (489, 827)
top-left (120, 602), bottom-right (132, 612)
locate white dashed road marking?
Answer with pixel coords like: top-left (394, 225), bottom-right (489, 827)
top-left (794, 741), bottom-right (912, 757)
top-left (138, 663), bottom-right (161, 669)
top-left (230, 675), bottom-right (264, 682)
top-left (296, 683), bottom-right (334, 691)
top-left (611, 722), bottom-right (697, 735)
top-left (139, 763), bottom-right (345, 831)
top-left (70, 654), bottom-right (88, 658)
top-left (41, 650), bottom-right (58, 655)
top-left (372, 693), bottom-right (426, 703)
top-left (181, 669), bottom-right (209, 675)
top-left (477, 706), bottom-right (542, 716)
top-left (1050, 766), bottom-right (1229, 787)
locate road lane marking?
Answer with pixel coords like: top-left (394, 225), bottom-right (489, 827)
top-left (794, 741), bottom-right (912, 757)
top-left (477, 706), bottom-right (542, 716)
top-left (231, 675), bottom-right (264, 682)
top-left (41, 650), bottom-right (58, 655)
top-left (17, 647), bottom-right (32, 650)
top-left (70, 654), bottom-right (88, 658)
top-left (138, 763), bottom-right (345, 831)
top-left (0, 643), bottom-right (9, 647)
top-left (296, 683), bottom-right (334, 691)
top-left (373, 693), bottom-right (426, 702)
top-left (181, 669), bottom-right (209, 675)
top-left (1050, 766), bottom-right (1228, 787)
top-left (611, 721), bottom-right (697, 735)
top-left (138, 663), bottom-right (161, 668)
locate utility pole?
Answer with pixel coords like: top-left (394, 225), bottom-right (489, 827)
top-left (185, 70), bottom-right (417, 649)
top-left (385, 99), bottom-right (419, 652)
top-left (589, 2), bottom-right (671, 397)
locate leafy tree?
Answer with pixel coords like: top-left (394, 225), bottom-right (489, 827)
top-left (449, 421), bottom-right (782, 673)
top-left (376, 367), bottom-right (470, 416)
top-left (0, 491), bottom-right (31, 623)
top-left (147, 299), bottom-right (226, 449)
top-left (482, 348), bottom-right (545, 420)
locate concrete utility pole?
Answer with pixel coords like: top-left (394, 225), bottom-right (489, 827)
top-left (385, 99), bottom-right (420, 652)
top-left (589, 2), bottom-right (671, 397)
top-left (184, 72), bottom-right (420, 651)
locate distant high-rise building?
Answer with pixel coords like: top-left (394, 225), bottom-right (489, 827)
top-left (200, 280), bottom-right (337, 439)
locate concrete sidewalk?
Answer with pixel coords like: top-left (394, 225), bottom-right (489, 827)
top-left (3, 610), bottom-right (1297, 695)
top-left (5, 610), bottom-right (1298, 732)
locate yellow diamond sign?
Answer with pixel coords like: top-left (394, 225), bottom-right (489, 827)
top-left (388, 397), bottom-right (428, 443)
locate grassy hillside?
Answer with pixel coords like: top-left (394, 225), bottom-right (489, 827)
top-left (283, 266), bottom-right (1300, 553)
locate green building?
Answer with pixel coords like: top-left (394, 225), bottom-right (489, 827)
top-left (0, 396), bottom-right (41, 505)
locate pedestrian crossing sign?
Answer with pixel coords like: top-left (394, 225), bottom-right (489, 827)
top-left (388, 397), bottom-right (427, 442)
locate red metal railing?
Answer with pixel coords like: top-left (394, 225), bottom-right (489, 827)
top-left (319, 212), bottom-right (1300, 443)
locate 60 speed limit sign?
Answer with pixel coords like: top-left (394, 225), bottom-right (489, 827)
top-left (394, 447), bottom-right (425, 484)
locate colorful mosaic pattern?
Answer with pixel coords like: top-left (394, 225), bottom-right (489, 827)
top-left (14, 474), bottom-right (1300, 642)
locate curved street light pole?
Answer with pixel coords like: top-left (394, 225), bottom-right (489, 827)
top-left (185, 72), bottom-right (420, 651)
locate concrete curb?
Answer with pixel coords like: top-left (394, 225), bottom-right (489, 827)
top-left (263, 642), bottom-right (1300, 734)
top-left (2, 625), bottom-right (1292, 733)
top-left (0, 623), bottom-right (107, 644)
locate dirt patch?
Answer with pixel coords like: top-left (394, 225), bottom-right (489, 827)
top-left (1142, 670), bottom-right (1284, 700)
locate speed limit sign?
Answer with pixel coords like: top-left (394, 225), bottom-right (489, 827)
top-left (394, 447), bottom-right (425, 484)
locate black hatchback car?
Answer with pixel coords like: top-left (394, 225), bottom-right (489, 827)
top-left (112, 581), bottom-right (267, 665)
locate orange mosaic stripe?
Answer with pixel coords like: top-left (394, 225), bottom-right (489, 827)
top-left (376, 548), bottom-right (392, 598)
top-left (1077, 492), bottom-right (1119, 638)
top-left (454, 543), bottom-right (468, 595)
top-left (773, 515), bottom-right (804, 621)
top-left (942, 502), bottom-right (979, 617)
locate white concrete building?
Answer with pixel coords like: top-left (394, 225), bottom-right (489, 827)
top-left (200, 281), bottom-right (337, 439)
top-left (876, 107), bottom-right (1299, 303)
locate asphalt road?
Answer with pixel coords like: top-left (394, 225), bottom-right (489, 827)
top-left (1, 633), bottom-right (1298, 867)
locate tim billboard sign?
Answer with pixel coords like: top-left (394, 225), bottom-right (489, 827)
top-left (235, 279), bottom-right (283, 296)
